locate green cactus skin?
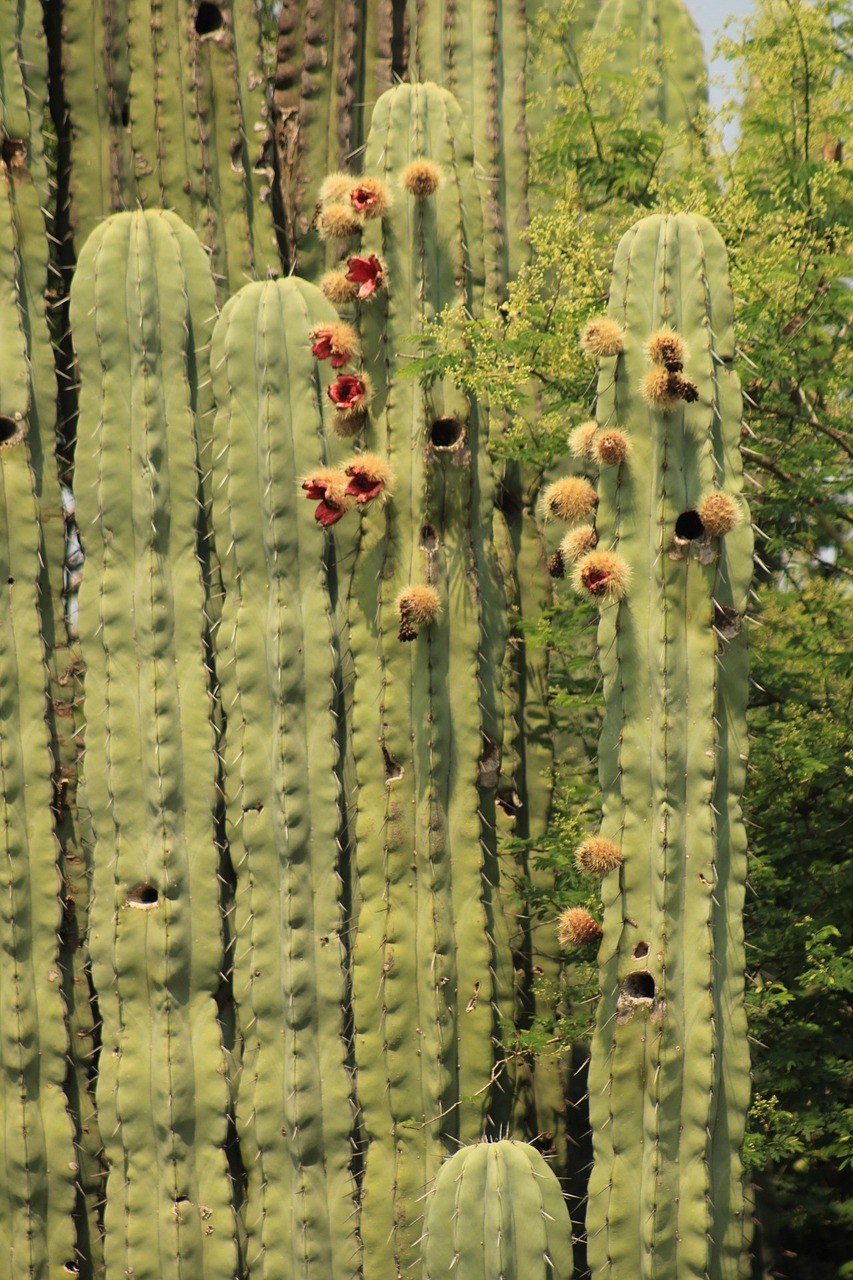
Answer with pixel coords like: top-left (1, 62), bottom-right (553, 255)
top-left (209, 276), bottom-right (360, 1279)
top-left (586, 0), bottom-right (707, 163)
top-left (0, 181), bottom-right (78, 1280)
top-left (583, 213), bottom-right (752, 1278)
top-left (342, 81), bottom-right (513, 1277)
top-left (60, 0), bottom-right (278, 290)
top-left (422, 1140), bottom-right (574, 1280)
top-left (70, 210), bottom-right (238, 1279)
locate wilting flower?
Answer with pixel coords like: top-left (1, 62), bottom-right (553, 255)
top-left (301, 469), bottom-right (353, 528)
top-left (350, 177), bottom-right (391, 218)
top-left (327, 372), bottom-right (373, 418)
top-left (343, 453), bottom-right (393, 505)
top-left (311, 323), bottom-right (361, 369)
top-left (345, 253), bottom-right (386, 299)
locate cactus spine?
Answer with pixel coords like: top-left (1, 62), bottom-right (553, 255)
top-left (70, 210), bottom-right (238, 1277)
top-left (580, 213), bottom-right (752, 1277)
top-left (210, 277), bottom-right (359, 1277)
top-left (422, 1140), bottom-right (574, 1280)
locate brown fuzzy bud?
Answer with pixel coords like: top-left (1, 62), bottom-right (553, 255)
top-left (575, 837), bottom-right (624, 877)
top-left (402, 160), bottom-right (442, 197)
top-left (580, 317), bottom-right (624, 359)
top-left (396, 586), bottom-right (441, 641)
top-left (568, 420), bottom-right (599, 461)
top-left (646, 327), bottom-right (687, 371)
top-left (572, 550), bottom-right (630, 603)
top-left (640, 366), bottom-right (681, 411)
top-left (316, 202), bottom-right (363, 240)
top-left (549, 550), bottom-right (565, 579)
top-left (595, 429), bottom-right (630, 466)
top-left (319, 171), bottom-right (355, 205)
top-left (321, 270), bottom-right (360, 305)
top-left (671, 372), bottom-right (699, 403)
top-left (698, 491), bottom-right (740, 537)
top-left (541, 476), bottom-right (598, 525)
top-left (560, 526), bottom-right (598, 564)
top-left (557, 907), bottom-right (603, 948)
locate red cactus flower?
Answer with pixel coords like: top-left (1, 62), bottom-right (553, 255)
top-left (345, 253), bottom-right (385, 299)
top-left (311, 332), bottom-right (336, 363)
top-left (350, 186), bottom-right (377, 213)
top-left (301, 470), bottom-right (352, 527)
top-left (343, 453), bottom-right (393, 505)
top-left (314, 499), bottom-right (346, 527)
top-left (328, 374), bottom-right (368, 412)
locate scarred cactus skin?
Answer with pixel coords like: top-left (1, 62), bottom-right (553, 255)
top-left (581, 213), bottom-right (752, 1278)
top-left (422, 1140), bottom-right (574, 1280)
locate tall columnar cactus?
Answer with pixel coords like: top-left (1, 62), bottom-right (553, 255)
top-left (422, 1140), bottom-right (574, 1280)
top-left (69, 209), bottom-right (239, 1278)
top-left (586, 0), bottom-right (708, 166)
top-left (59, 0), bottom-right (278, 291)
top-left (209, 277), bottom-right (360, 1278)
top-left (336, 81), bottom-right (513, 1277)
top-left (574, 213), bottom-right (752, 1277)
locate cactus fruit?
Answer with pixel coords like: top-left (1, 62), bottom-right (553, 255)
top-left (422, 1140), bottom-right (574, 1280)
top-left (70, 209), bottom-right (238, 1277)
top-left (580, 212), bottom-right (753, 1277)
top-left (210, 276), bottom-right (360, 1278)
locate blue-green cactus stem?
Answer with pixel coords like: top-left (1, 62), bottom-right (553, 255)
top-left (210, 276), bottom-right (360, 1279)
top-left (346, 81), bottom-right (513, 1277)
top-left (422, 1139), bottom-right (574, 1279)
top-left (584, 212), bottom-right (752, 1278)
top-left (70, 209), bottom-right (237, 1279)
top-left (0, 179), bottom-right (77, 1279)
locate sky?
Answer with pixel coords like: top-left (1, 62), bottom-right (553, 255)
top-left (687, 0), bottom-right (756, 112)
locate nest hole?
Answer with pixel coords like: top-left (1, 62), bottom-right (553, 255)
top-left (1, 138), bottom-right (26, 168)
top-left (195, 2), bottom-right (223, 35)
top-left (633, 941), bottom-right (649, 959)
top-left (675, 509), bottom-right (705, 541)
top-left (383, 746), bottom-right (403, 784)
top-left (0, 416), bottom-right (20, 443)
top-left (7, 577), bottom-right (13, 586)
top-left (430, 417), bottom-right (463, 449)
top-left (621, 971), bottom-right (656, 1000)
top-left (497, 790), bottom-right (520, 817)
top-left (713, 604), bottom-right (742, 640)
top-left (121, 102), bottom-right (130, 128)
top-left (420, 523), bottom-right (438, 553)
top-left (126, 883), bottom-right (159, 909)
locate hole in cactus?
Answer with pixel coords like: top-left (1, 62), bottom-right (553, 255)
top-left (674, 509), bottom-right (705, 541)
top-left (0, 416), bottom-right (21, 443)
top-left (496, 484), bottom-right (522, 519)
top-left (195, 2), bottom-right (223, 35)
top-left (126, 883), bottom-right (159, 909)
top-left (497, 790), bottom-right (520, 817)
top-left (7, 577), bottom-right (13, 586)
top-left (621, 971), bottom-right (655, 1000)
top-left (383, 747), bottom-right (403, 784)
top-left (121, 102), bottom-right (130, 128)
top-left (713, 604), bottom-right (741, 640)
top-left (420, 524), bottom-right (438, 553)
top-left (430, 417), bottom-right (464, 449)
top-left (478, 734), bottom-right (500, 788)
top-left (1, 138), bottom-right (26, 169)
top-left (62, 1266), bottom-right (78, 1276)
top-left (633, 941), bottom-right (649, 959)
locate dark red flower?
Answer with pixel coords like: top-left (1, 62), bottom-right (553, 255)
top-left (328, 375), bottom-right (367, 412)
top-left (311, 332), bottom-right (335, 362)
top-left (350, 186), bottom-right (377, 213)
top-left (314, 499), bottom-right (346, 527)
top-left (344, 457), bottom-right (391, 504)
top-left (302, 478), bottom-right (328, 501)
top-left (345, 254), bottom-right (385, 299)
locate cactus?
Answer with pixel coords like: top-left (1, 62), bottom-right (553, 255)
top-left (576, 213), bottom-right (752, 1277)
top-left (209, 276), bottom-right (360, 1278)
top-left (339, 81), bottom-right (514, 1277)
top-left (422, 1139), bottom-right (574, 1280)
top-left (69, 209), bottom-right (239, 1278)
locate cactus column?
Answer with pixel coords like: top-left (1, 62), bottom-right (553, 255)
top-left (70, 209), bottom-right (238, 1278)
top-left (578, 213), bottom-right (753, 1278)
top-left (341, 82), bottom-right (513, 1278)
top-left (210, 277), bottom-right (359, 1278)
